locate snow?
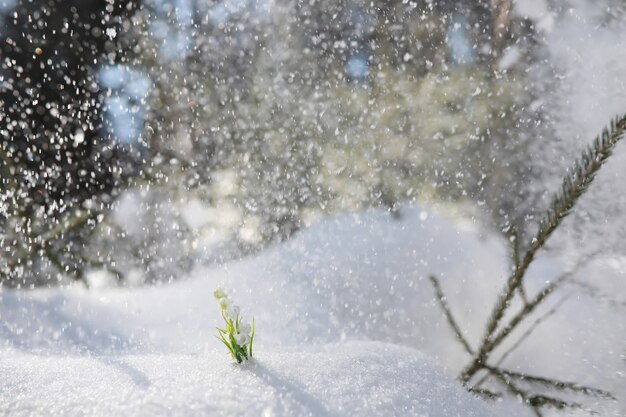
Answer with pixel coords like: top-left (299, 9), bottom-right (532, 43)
top-left (0, 205), bottom-right (503, 417)
top-left (3, 0), bottom-right (625, 415)
top-left (513, 0), bottom-right (554, 33)
top-left (1, 343), bottom-right (492, 417)
top-left (1, 204), bottom-right (624, 416)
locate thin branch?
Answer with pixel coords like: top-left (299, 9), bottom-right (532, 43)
top-left (568, 279), bottom-right (626, 309)
top-left (487, 366), bottom-right (597, 416)
top-left (489, 367), bottom-right (545, 417)
top-left (494, 292), bottom-right (573, 368)
top-left (508, 228), bottom-right (528, 305)
top-left (461, 271), bottom-right (567, 383)
top-left (486, 270), bottom-right (570, 353)
top-left (488, 252), bottom-right (597, 355)
top-left (486, 366), bottom-right (615, 400)
top-left (518, 283), bottom-right (529, 306)
top-left (429, 275), bottom-right (474, 355)
top-left (460, 115), bottom-right (626, 384)
top-left (527, 395), bottom-right (584, 411)
top-left (468, 387), bottom-right (501, 400)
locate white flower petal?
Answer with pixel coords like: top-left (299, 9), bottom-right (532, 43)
top-left (238, 322), bottom-right (252, 335)
top-left (218, 297), bottom-right (229, 310)
top-left (213, 287), bottom-right (228, 300)
top-left (234, 333), bottom-right (247, 346)
top-left (227, 305), bottom-right (240, 319)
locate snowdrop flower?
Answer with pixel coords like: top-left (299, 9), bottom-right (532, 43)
top-left (214, 287), bottom-right (232, 313)
top-left (234, 332), bottom-right (250, 346)
top-left (213, 287), bottom-right (228, 301)
top-left (214, 287), bottom-right (255, 364)
top-left (238, 321), bottom-right (252, 336)
top-left (226, 304), bottom-right (240, 320)
top-left (217, 297), bottom-right (229, 311)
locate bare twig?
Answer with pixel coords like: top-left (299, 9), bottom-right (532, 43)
top-left (489, 368), bottom-right (545, 417)
top-left (568, 279), bottom-right (626, 309)
top-left (488, 252), bottom-right (598, 356)
top-left (494, 292), bottom-right (573, 368)
top-left (486, 366), bottom-right (616, 400)
top-left (468, 387), bottom-right (501, 400)
top-left (508, 228), bottom-right (529, 305)
top-left (429, 275), bottom-right (474, 355)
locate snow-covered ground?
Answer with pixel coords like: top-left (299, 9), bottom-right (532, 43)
top-left (1, 205), bottom-right (624, 416)
top-left (1, 343), bottom-right (492, 417)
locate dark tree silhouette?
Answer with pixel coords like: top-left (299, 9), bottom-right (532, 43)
top-left (0, 0), bottom-right (139, 213)
top-left (0, 0), bottom-right (141, 286)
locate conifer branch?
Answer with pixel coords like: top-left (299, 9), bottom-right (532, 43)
top-left (460, 115), bottom-right (626, 384)
top-left (453, 115), bottom-right (624, 416)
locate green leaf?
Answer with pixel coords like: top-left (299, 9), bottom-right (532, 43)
top-left (215, 335), bottom-right (234, 358)
top-left (249, 317), bottom-right (255, 358)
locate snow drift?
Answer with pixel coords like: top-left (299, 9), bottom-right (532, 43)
top-left (1, 205), bottom-right (624, 416)
top-left (1, 342), bottom-right (492, 417)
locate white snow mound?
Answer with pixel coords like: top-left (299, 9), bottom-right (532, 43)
top-left (4, 204), bottom-right (622, 415)
top-left (0, 205), bottom-right (501, 417)
top-left (1, 342), bottom-right (493, 417)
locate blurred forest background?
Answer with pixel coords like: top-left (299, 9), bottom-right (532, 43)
top-left (1, 0), bottom-right (625, 287)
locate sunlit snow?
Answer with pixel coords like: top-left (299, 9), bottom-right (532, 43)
top-left (2, 0), bottom-right (626, 416)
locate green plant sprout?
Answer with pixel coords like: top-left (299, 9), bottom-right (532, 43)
top-left (214, 287), bottom-right (255, 363)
